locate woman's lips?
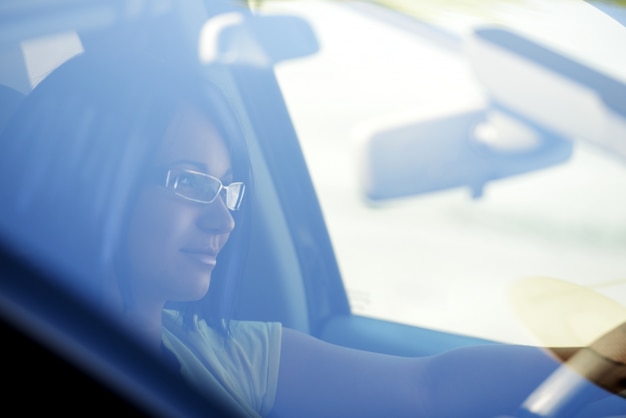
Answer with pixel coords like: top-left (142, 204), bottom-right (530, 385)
top-left (180, 249), bottom-right (218, 267)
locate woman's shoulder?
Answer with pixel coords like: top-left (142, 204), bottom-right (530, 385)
top-left (162, 308), bottom-right (282, 343)
top-left (161, 309), bottom-right (283, 379)
top-left (227, 319), bottom-right (283, 349)
top-left (161, 309), bottom-right (283, 416)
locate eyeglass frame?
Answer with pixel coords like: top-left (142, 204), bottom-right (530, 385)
top-left (158, 167), bottom-right (246, 211)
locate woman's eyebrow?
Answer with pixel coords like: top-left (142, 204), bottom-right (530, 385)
top-left (168, 159), bottom-right (207, 171)
top-left (169, 159), bottom-right (234, 180)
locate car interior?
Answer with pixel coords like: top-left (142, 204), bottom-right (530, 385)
top-left (0, 0), bottom-right (501, 405)
top-left (2, 0), bottom-right (626, 416)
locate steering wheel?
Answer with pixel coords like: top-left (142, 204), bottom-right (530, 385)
top-left (509, 277), bottom-right (626, 417)
top-left (514, 321), bottom-right (626, 417)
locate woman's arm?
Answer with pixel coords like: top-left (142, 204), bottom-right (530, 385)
top-left (268, 327), bottom-right (430, 417)
top-left (268, 328), bottom-right (564, 418)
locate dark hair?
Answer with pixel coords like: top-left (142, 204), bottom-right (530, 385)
top-left (0, 49), bottom-right (252, 334)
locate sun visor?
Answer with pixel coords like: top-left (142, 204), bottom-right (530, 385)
top-left (465, 9), bottom-right (626, 161)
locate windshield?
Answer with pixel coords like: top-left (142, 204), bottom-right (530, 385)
top-left (267, 0), bottom-right (626, 345)
top-left (2, 1), bottom-right (626, 416)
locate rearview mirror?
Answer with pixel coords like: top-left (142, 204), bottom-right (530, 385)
top-left (354, 104), bottom-right (572, 202)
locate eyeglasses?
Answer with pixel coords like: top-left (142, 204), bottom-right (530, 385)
top-left (161, 167), bottom-right (245, 211)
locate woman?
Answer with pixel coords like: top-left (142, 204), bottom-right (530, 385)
top-left (0, 48), bottom-right (606, 417)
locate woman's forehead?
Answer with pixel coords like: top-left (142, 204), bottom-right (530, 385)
top-left (155, 103), bottom-right (232, 177)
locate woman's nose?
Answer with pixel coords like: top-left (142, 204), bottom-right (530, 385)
top-left (197, 194), bottom-right (235, 234)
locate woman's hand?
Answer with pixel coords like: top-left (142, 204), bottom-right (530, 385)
top-left (517, 322), bottom-right (626, 417)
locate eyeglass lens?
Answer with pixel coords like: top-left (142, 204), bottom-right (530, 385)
top-left (168, 168), bottom-right (245, 210)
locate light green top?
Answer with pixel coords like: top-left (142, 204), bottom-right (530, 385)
top-left (162, 309), bottom-right (282, 417)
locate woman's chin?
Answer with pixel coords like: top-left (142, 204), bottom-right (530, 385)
top-left (172, 275), bottom-right (212, 302)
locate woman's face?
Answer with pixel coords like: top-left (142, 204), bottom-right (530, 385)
top-left (126, 102), bottom-right (236, 305)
